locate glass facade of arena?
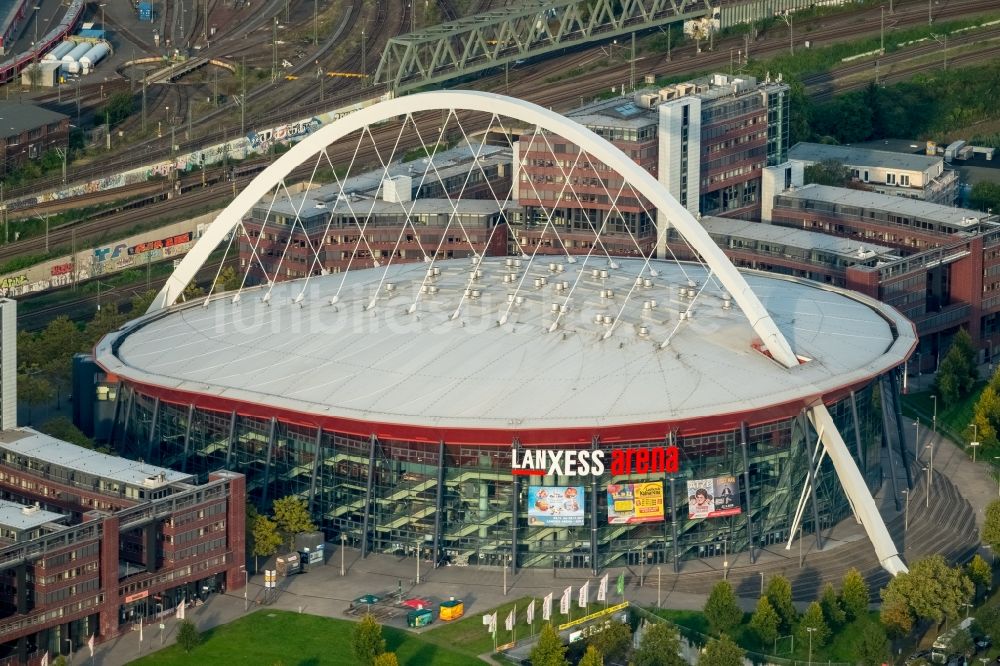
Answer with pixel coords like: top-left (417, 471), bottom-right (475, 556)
top-left (114, 377), bottom-right (889, 572)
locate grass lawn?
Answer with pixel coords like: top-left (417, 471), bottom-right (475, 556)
top-left (131, 610), bottom-right (481, 666)
top-left (902, 384), bottom-right (985, 446)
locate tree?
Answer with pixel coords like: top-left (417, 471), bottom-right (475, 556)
top-left (840, 568), bottom-right (870, 621)
top-left (935, 329), bottom-right (978, 406)
top-left (698, 634), bottom-right (744, 666)
top-left (531, 623), bottom-right (569, 666)
top-left (765, 575), bottom-right (797, 632)
top-left (974, 605), bottom-right (1000, 643)
top-left (373, 654), bottom-right (399, 666)
top-left (704, 581), bottom-right (743, 635)
top-left (970, 181), bottom-right (1000, 213)
top-left (84, 304), bottom-right (127, 346)
top-left (103, 92), bottom-right (135, 126)
top-left (579, 645), bottom-right (604, 666)
top-left (948, 627), bottom-right (974, 656)
top-left (854, 621), bottom-right (889, 666)
top-left (796, 602), bottom-right (830, 649)
top-left (52, 656), bottom-right (67, 666)
top-left (216, 266), bottom-right (242, 292)
top-left (251, 513), bottom-right (282, 565)
top-left (880, 595), bottom-right (913, 638)
top-left (38, 416), bottom-right (95, 449)
top-left (984, 500), bottom-right (1000, 550)
top-left (880, 555), bottom-right (974, 627)
top-left (353, 614), bottom-right (385, 666)
top-left (129, 289), bottom-right (159, 316)
top-left (18, 372), bottom-right (54, 425)
top-left (972, 386), bottom-right (1000, 456)
top-left (272, 496), bottom-right (316, 548)
top-left (749, 596), bottom-right (780, 647)
top-left (633, 622), bottom-right (685, 666)
top-left (181, 281), bottom-right (205, 302)
top-left (967, 554), bottom-right (992, 598)
top-left (819, 583), bottom-right (845, 629)
top-left (588, 621), bottom-right (632, 663)
top-left (176, 619), bottom-right (201, 652)
top-left (804, 159), bottom-right (852, 187)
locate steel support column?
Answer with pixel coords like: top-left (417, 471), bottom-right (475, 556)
top-left (181, 403), bottom-right (195, 472)
top-left (260, 417), bottom-right (277, 506)
top-left (432, 439), bottom-right (445, 568)
top-left (16, 563), bottom-right (27, 613)
top-left (224, 410), bottom-right (237, 468)
top-left (307, 425), bottom-right (323, 513)
top-left (119, 385), bottom-right (135, 450)
top-left (740, 422), bottom-right (755, 564)
top-left (145, 397), bottom-right (160, 463)
top-left (360, 434), bottom-right (377, 558)
top-left (878, 377), bottom-right (902, 511)
top-left (889, 371), bottom-right (914, 490)
top-left (849, 391), bottom-right (865, 463)
top-left (108, 380), bottom-right (124, 445)
top-left (800, 410), bottom-right (824, 551)
top-left (669, 474), bottom-right (680, 573)
top-left (511, 438), bottom-right (520, 575)
top-left (590, 436), bottom-right (600, 575)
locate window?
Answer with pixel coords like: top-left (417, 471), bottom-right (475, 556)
top-left (886, 173), bottom-right (896, 185)
top-left (863, 170), bottom-right (869, 182)
top-left (900, 174), bottom-right (910, 186)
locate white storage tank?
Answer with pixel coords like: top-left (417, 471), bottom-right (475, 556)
top-left (44, 41), bottom-right (75, 62)
top-left (79, 42), bottom-right (110, 74)
top-left (62, 42), bottom-right (92, 73)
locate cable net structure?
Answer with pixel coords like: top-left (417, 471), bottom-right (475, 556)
top-left (130, 91), bottom-right (910, 576)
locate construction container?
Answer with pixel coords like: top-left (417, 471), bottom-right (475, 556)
top-left (44, 41), bottom-right (75, 61)
top-left (79, 42), bottom-right (110, 74)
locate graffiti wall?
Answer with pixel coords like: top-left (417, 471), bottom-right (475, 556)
top-left (0, 212), bottom-right (218, 298)
top-left (4, 92), bottom-right (394, 212)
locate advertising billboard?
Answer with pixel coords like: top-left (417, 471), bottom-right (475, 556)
top-left (606, 482), bottom-right (665, 524)
top-left (687, 476), bottom-right (741, 519)
top-left (527, 486), bottom-right (585, 526)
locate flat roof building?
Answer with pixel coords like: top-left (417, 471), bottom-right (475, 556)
top-left (0, 429), bottom-right (245, 665)
top-left (788, 142), bottom-right (958, 205)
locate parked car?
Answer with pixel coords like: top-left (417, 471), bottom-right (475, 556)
top-left (976, 636), bottom-right (992, 652)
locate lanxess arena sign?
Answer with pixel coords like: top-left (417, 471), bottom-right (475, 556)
top-left (512, 446), bottom-right (680, 477)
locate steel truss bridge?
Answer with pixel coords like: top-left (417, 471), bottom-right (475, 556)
top-left (373, 0), bottom-right (844, 92)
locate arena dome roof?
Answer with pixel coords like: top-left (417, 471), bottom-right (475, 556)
top-left (95, 258), bottom-right (914, 443)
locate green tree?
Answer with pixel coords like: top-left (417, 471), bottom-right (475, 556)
top-left (854, 621), bottom-right (889, 666)
top-left (698, 634), bottom-right (744, 666)
top-left (130, 289), bottom-right (159, 316)
top-left (879, 595), bottom-right (913, 638)
top-left (353, 614), bottom-right (385, 666)
top-left (579, 645), bottom-right (604, 666)
top-left (215, 266), bottom-right (242, 292)
top-left (749, 596), bottom-right (780, 647)
top-left (704, 581), bottom-right (743, 635)
top-left (804, 160), bottom-right (852, 187)
top-left (633, 622), bottom-right (684, 666)
top-left (373, 653), bottom-right (399, 666)
top-left (272, 496), bottom-right (316, 548)
top-left (819, 583), bottom-right (845, 628)
top-left (972, 386), bottom-right (1000, 455)
top-left (103, 92), bottom-right (135, 126)
top-left (796, 602), bottom-right (830, 649)
top-left (181, 280), bottom-right (205, 302)
top-left (38, 416), bottom-right (95, 449)
top-left (970, 181), bottom-right (1000, 213)
top-left (948, 627), bottom-right (974, 655)
top-left (935, 329), bottom-right (978, 406)
top-left (18, 372), bottom-right (54, 425)
top-left (967, 554), bottom-right (992, 598)
top-left (985, 500), bottom-right (1000, 550)
top-left (974, 605), bottom-right (1000, 644)
top-left (176, 619), bottom-right (201, 652)
top-left (52, 656), bottom-right (67, 666)
top-left (588, 621), bottom-right (632, 663)
top-left (251, 513), bottom-right (282, 565)
top-left (880, 555), bottom-right (974, 626)
top-left (531, 623), bottom-right (569, 666)
top-left (84, 304), bottom-right (127, 346)
top-left (765, 575), bottom-right (796, 632)
top-left (840, 568), bottom-right (870, 620)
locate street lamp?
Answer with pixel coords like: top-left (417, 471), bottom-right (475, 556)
top-left (931, 394), bottom-right (938, 433)
top-left (923, 466), bottom-right (930, 508)
top-left (340, 533), bottom-right (346, 576)
top-left (971, 441), bottom-right (981, 463)
top-left (902, 489), bottom-right (910, 532)
top-left (241, 565), bottom-right (248, 611)
top-left (806, 626), bottom-right (816, 665)
top-left (65, 638), bottom-right (72, 663)
top-left (914, 419), bottom-right (920, 459)
top-left (656, 565), bottom-right (661, 608)
top-left (759, 572), bottom-right (765, 596)
top-left (415, 539), bottom-right (421, 585)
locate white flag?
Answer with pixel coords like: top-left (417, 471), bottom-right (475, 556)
top-left (598, 573), bottom-right (608, 602)
top-left (578, 580), bottom-right (589, 608)
top-left (542, 592), bottom-right (553, 621)
top-left (487, 612), bottom-right (497, 633)
top-left (527, 599), bottom-right (536, 625)
top-left (40, 652), bottom-right (49, 666)
top-left (505, 607), bottom-right (515, 632)
top-left (88, 634), bottom-right (95, 657)
top-left (177, 599), bottom-right (186, 620)
top-left (139, 619), bottom-right (143, 642)
top-left (560, 586), bottom-right (571, 614)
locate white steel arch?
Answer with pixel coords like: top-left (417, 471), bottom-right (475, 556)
top-left (152, 90), bottom-right (798, 367)
top-left (150, 90), bottom-right (907, 575)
